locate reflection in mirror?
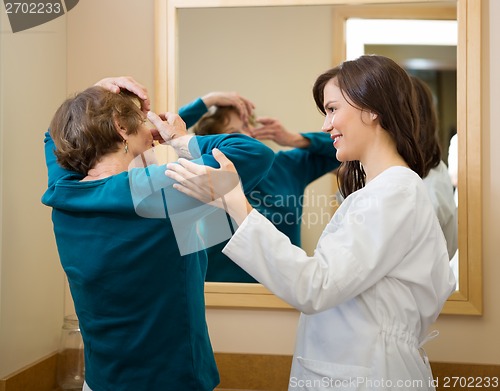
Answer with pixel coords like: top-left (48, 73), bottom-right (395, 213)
top-left (343, 17), bottom-right (459, 286)
top-left (155, 0), bottom-right (482, 315)
top-left (177, 4), bottom-right (341, 266)
top-left (329, 1), bottom-right (482, 315)
top-left (345, 18), bottom-right (457, 162)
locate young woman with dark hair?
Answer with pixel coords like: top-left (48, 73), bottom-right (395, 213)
top-left (167, 55), bottom-right (456, 391)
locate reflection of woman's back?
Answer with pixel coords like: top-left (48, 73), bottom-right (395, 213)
top-left (192, 106), bottom-right (340, 282)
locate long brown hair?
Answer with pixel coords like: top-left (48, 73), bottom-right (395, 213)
top-left (312, 55), bottom-right (424, 197)
top-left (411, 75), bottom-right (442, 177)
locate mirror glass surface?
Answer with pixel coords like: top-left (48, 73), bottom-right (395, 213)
top-left (345, 17), bottom-right (459, 286)
top-left (155, 0), bottom-right (482, 315)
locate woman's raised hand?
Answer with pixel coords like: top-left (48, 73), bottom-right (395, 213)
top-left (94, 76), bottom-right (150, 114)
top-left (202, 91), bottom-right (255, 127)
top-left (147, 111), bottom-right (188, 143)
top-left (251, 117), bottom-right (309, 148)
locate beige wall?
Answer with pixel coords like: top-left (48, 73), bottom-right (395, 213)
top-left (66, 0), bottom-right (155, 98)
top-left (0, 0), bottom-right (155, 378)
top-left (0, 0), bottom-right (498, 379)
top-left (0, 10), bottom-right (66, 377)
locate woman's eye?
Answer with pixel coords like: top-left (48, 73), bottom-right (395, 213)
top-left (327, 107), bottom-right (336, 113)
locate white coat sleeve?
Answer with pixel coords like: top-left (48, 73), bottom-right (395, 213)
top-left (223, 182), bottom-right (418, 314)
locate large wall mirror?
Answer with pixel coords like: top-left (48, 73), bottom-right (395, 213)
top-left (155, 0), bottom-right (482, 315)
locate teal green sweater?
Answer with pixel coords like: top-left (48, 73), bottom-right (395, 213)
top-left (41, 104), bottom-right (274, 390)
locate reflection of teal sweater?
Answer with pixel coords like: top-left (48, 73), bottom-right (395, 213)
top-left (178, 97), bottom-right (340, 283)
top-left (178, 97), bottom-right (208, 128)
top-left (41, 109), bottom-right (274, 390)
top-left (205, 133), bottom-right (340, 282)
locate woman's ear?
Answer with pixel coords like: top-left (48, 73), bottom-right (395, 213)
top-left (371, 112), bottom-right (378, 121)
top-left (113, 117), bottom-right (128, 140)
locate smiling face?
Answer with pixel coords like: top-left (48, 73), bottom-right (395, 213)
top-left (321, 77), bottom-right (375, 163)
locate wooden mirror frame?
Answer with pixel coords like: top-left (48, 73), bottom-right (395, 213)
top-left (154, 0), bottom-right (482, 315)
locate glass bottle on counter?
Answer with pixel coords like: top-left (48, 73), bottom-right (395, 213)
top-left (57, 314), bottom-right (84, 391)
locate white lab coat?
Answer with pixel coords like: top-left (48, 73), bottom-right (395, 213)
top-left (423, 161), bottom-right (458, 259)
top-left (224, 167), bottom-right (456, 391)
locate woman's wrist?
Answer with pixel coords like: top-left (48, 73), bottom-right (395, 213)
top-left (227, 199), bottom-right (253, 227)
top-left (169, 134), bottom-right (194, 159)
top-left (291, 133), bottom-right (311, 148)
top-left (201, 93), bottom-right (217, 108)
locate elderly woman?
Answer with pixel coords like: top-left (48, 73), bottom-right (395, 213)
top-left (42, 77), bottom-right (274, 391)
